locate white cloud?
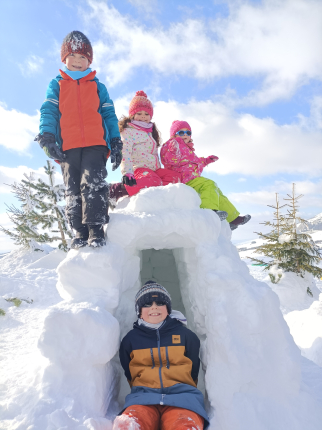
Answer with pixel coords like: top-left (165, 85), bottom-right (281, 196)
top-left (228, 180), bottom-right (322, 209)
top-left (149, 98), bottom-right (322, 177)
top-left (85, 0), bottom-right (322, 104)
top-left (18, 55), bottom-right (44, 77)
top-left (0, 103), bottom-right (39, 153)
top-left (0, 165), bottom-right (63, 194)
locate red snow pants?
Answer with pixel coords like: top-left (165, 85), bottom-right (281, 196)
top-left (124, 168), bottom-right (181, 197)
top-left (113, 404), bottom-right (204, 430)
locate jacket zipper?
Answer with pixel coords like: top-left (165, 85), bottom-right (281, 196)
top-left (150, 348), bottom-right (155, 369)
top-left (156, 329), bottom-right (164, 397)
top-left (76, 79), bottom-right (86, 147)
top-left (165, 346), bottom-right (170, 369)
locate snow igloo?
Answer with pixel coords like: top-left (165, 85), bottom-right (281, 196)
top-left (35, 184), bottom-right (322, 430)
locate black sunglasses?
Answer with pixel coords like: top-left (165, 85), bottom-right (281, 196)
top-left (142, 301), bottom-right (166, 308)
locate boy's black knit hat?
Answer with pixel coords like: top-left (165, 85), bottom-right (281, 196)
top-left (61, 31), bottom-right (93, 64)
top-left (135, 280), bottom-right (172, 317)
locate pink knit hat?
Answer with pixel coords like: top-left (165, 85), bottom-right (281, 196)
top-left (129, 91), bottom-right (153, 118)
top-left (170, 120), bottom-right (191, 137)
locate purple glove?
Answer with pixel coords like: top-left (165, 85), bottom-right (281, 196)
top-left (122, 173), bottom-right (137, 186)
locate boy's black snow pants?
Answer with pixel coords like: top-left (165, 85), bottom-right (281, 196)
top-left (60, 145), bottom-right (109, 231)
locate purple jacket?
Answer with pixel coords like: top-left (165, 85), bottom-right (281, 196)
top-left (160, 137), bottom-right (215, 184)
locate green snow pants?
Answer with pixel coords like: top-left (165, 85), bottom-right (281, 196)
top-left (186, 176), bottom-right (239, 223)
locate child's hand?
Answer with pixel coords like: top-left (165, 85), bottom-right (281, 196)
top-left (34, 132), bottom-right (66, 162)
top-left (206, 155), bottom-right (219, 164)
top-left (110, 137), bottom-right (123, 171)
top-left (122, 173), bottom-right (137, 187)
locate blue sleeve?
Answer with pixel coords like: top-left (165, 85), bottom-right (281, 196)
top-left (119, 333), bottom-right (133, 384)
top-left (184, 328), bottom-right (201, 382)
top-left (39, 79), bottom-right (60, 137)
top-left (98, 82), bottom-right (121, 141)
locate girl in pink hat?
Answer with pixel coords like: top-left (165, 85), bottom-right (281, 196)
top-left (109, 91), bottom-right (180, 204)
top-left (160, 120), bottom-right (251, 230)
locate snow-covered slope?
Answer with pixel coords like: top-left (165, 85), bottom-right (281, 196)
top-left (298, 212), bottom-right (322, 232)
top-left (1, 184), bottom-right (322, 430)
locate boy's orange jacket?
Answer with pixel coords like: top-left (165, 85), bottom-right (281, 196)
top-left (39, 69), bottom-right (120, 151)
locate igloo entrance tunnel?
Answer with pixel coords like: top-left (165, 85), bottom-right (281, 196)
top-left (34, 184), bottom-right (322, 430)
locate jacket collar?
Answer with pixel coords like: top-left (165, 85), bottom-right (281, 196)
top-left (59, 69), bottom-right (96, 82)
top-left (133, 316), bottom-right (180, 334)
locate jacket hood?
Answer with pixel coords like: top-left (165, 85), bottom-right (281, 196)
top-left (59, 69), bottom-right (97, 82)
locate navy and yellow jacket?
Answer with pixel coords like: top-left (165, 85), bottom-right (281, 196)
top-left (119, 316), bottom-right (209, 428)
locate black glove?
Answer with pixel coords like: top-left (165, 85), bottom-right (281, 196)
top-left (110, 137), bottom-right (123, 171)
top-left (35, 132), bottom-right (66, 162)
top-left (122, 174), bottom-right (137, 186)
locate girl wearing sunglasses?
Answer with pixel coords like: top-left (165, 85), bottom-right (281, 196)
top-left (160, 120), bottom-right (251, 230)
top-left (113, 280), bottom-right (209, 430)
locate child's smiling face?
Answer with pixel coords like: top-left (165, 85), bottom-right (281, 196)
top-left (176, 128), bottom-right (192, 144)
top-left (133, 111), bottom-right (151, 123)
top-left (65, 53), bottom-right (90, 72)
top-left (140, 302), bottom-right (168, 324)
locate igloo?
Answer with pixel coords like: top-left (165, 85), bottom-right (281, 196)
top-left (32, 184), bottom-right (322, 430)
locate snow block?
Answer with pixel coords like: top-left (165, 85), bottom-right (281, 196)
top-left (32, 302), bottom-right (120, 428)
top-left (57, 243), bottom-right (140, 310)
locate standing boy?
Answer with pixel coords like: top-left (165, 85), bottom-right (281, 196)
top-left (114, 280), bottom-right (209, 430)
top-left (36, 31), bottom-right (122, 248)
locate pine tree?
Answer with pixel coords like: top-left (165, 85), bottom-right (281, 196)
top-left (28, 161), bottom-right (73, 251)
top-left (0, 172), bottom-right (48, 251)
top-left (251, 184), bottom-right (322, 294)
top-left (0, 162), bottom-right (73, 252)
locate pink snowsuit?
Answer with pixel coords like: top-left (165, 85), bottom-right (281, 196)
top-left (160, 136), bottom-right (239, 222)
top-left (120, 124), bottom-right (180, 196)
top-left (160, 136), bottom-right (213, 183)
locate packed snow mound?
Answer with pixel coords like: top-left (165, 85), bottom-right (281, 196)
top-left (115, 182), bottom-right (201, 213)
top-left (4, 184), bottom-right (322, 430)
top-left (265, 268), bottom-right (320, 314)
top-left (285, 295), bottom-right (322, 368)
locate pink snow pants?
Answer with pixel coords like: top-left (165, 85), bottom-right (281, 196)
top-left (124, 168), bottom-right (181, 197)
top-left (113, 404), bottom-right (204, 430)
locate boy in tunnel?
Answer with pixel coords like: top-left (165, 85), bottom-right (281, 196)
top-left (114, 280), bottom-right (209, 430)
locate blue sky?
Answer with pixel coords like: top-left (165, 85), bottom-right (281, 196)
top-left (1, 0), bottom-right (322, 251)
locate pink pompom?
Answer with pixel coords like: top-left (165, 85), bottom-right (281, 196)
top-left (135, 90), bottom-right (147, 98)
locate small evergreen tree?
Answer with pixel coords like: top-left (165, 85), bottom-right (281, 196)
top-left (29, 161), bottom-right (73, 251)
top-left (0, 162), bottom-right (73, 252)
top-left (251, 184), bottom-right (322, 295)
top-left (0, 172), bottom-right (48, 251)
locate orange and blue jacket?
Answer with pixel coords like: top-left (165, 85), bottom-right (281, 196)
top-left (39, 69), bottom-right (120, 152)
top-left (119, 316), bottom-right (209, 428)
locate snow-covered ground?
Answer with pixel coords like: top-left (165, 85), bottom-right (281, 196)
top-left (1, 185), bottom-right (322, 430)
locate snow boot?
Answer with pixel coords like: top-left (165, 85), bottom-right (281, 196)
top-left (230, 214), bottom-right (251, 230)
top-left (70, 225), bottom-right (89, 249)
top-left (88, 224), bottom-right (106, 247)
top-left (213, 210), bottom-right (228, 221)
top-left (108, 182), bottom-right (129, 208)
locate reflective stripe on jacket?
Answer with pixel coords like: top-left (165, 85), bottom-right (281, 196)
top-left (39, 70), bottom-right (120, 151)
